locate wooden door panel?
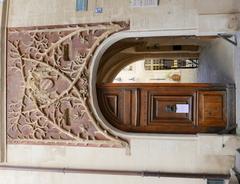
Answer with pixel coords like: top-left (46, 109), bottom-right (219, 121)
top-left (97, 83), bottom-right (233, 134)
top-left (149, 95), bottom-right (194, 124)
top-left (122, 89), bottom-right (140, 126)
top-left (98, 88), bottom-right (140, 129)
top-left (104, 95), bottom-right (118, 116)
top-left (98, 89), bottom-right (124, 126)
top-left (198, 91), bottom-right (226, 127)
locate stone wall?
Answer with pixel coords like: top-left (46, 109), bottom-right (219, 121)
top-left (0, 1), bottom-right (240, 184)
top-left (7, 0), bottom-right (240, 34)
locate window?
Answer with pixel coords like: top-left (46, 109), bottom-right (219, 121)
top-left (144, 59), bottom-right (163, 70)
top-left (144, 59), bottom-right (199, 71)
top-left (130, 0), bottom-right (159, 7)
top-left (76, 0), bottom-right (88, 11)
top-left (207, 179), bottom-right (225, 184)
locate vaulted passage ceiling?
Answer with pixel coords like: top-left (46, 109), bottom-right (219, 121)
top-left (97, 36), bottom-right (219, 83)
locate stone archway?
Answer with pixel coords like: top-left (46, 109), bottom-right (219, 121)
top-left (90, 31), bottom-right (202, 138)
top-left (89, 32), bottom-right (234, 136)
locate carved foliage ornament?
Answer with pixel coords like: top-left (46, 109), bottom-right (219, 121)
top-left (7, 22), bottom-right (129, 148)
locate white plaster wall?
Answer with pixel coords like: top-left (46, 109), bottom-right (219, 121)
top-left (114, 62), bottom-right (197, 83)
top-left (197, 39), bottom-right (235, 83)
top-left (113, 60), bottom-right (191, 83)
top-left (180, 68), bottom-right (197, 82)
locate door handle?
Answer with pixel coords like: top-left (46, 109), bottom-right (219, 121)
top-left (165, 105), bottom-right (177, 113)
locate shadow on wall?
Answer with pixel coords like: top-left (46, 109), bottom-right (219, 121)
top-left (197, 38), bottom-right (235, 83)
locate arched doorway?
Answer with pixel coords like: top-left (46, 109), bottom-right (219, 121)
top-left (90, 33), bottom-right (236, 135)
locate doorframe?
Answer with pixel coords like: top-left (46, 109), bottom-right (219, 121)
top-left (89, 29), bottom-right (207, 140)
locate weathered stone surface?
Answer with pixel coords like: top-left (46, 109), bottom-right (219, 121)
top-left (7, 22), bottom-right (129, 147)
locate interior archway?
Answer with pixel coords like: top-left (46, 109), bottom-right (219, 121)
top-left (97, 36), bottom-right (203, 83)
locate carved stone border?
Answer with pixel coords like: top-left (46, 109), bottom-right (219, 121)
top-left (6, 21), bottom-right (130, 150)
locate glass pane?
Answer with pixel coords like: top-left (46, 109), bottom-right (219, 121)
top-left (207, 179), bottom-right (225, 184)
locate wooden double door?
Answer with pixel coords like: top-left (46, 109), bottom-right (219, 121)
top-left (97, 83), bottom-right (235, 134)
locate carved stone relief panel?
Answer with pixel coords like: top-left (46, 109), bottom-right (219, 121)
top-left (7, 22), bottom-right (129, 147)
